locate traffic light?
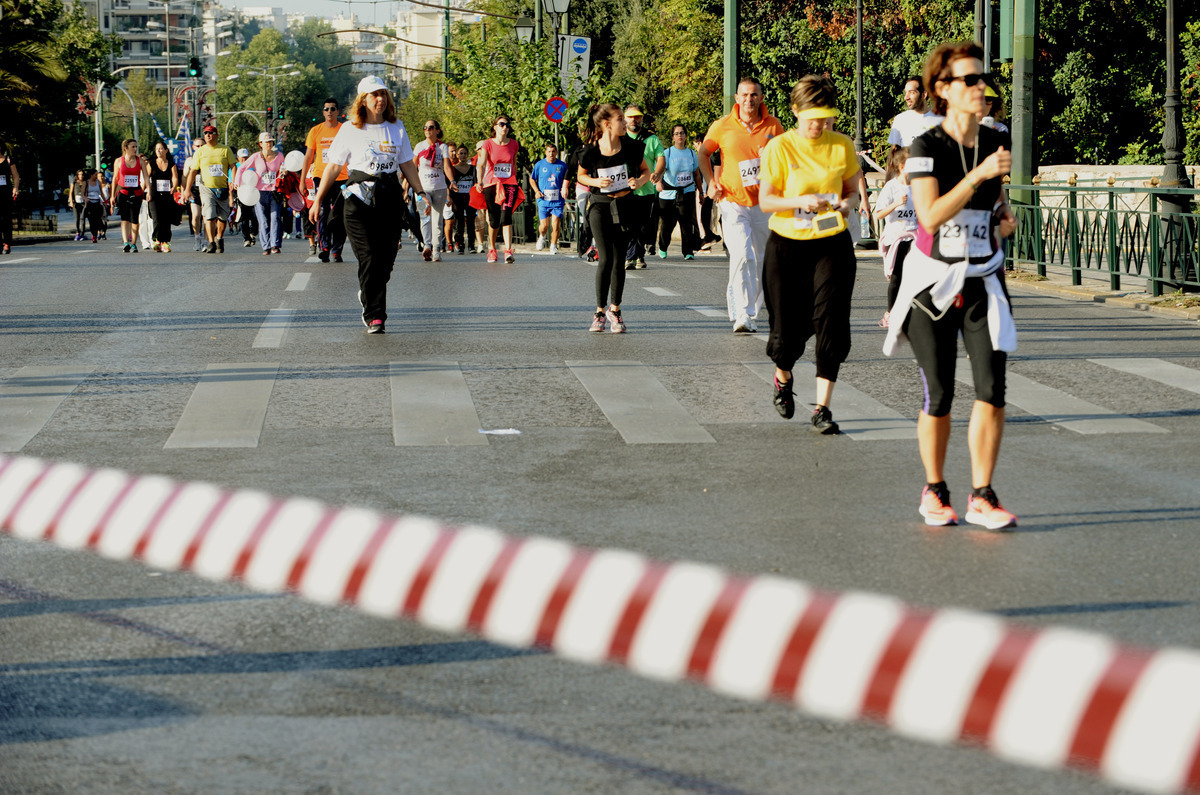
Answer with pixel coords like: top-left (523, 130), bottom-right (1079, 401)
top-left (85, 154), bottom-right (95, 169)
top-left (277, 108), bottom-right (285, 120)
top-left (265, 105), bottom-right (273, 119)
top-left (187, 57), bottom-right (200, 78)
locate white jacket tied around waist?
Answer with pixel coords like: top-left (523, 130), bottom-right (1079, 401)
top-left (882, 246), bottom-right (1017, 357)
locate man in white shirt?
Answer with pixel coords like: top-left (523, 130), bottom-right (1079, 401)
top-left (887, 77), bottom-right (943, 149)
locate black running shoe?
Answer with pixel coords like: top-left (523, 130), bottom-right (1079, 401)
top-left (773, 377), bottom-right (795, 419)
top-left (810, 405), bottom-right (840, 434)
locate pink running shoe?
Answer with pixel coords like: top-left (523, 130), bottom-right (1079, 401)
top-left (965, 487), bottom-right (1018, 531)
top-left (919, 483), bottom-right (958, 527)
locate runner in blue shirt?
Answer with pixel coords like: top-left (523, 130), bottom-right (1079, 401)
top-left (657, 124), bottom-right (702, 260)
top-left (531, 143), bottom-right (569, 255)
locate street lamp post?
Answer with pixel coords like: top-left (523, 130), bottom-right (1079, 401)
top-left (229, 65), bottom-right (299, 138)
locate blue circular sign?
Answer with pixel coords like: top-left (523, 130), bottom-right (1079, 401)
top-left (544, 97), bottom-right (569, 124)
top-left (571, 38), bottom-right (587, 54)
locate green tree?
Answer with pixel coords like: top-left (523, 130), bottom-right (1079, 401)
top-left (0, 0), bottom-right (118, 186)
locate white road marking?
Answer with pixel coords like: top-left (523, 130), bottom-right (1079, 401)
top-left (744, 362), bottom-right (917, 440)
top-left (286, 273), bottom-right (311, 291)
top-left (645, 287), bottom-right (680, 297)
top-left (164, 363), bottom-right (279, 448)
top-left (252, 307), bottom-right (294, 349)
top-left (0, 365), bottom-right (94, 452)
top-left (687, 306), bottom-right (728, 319)
top-left (957, 361), bottom-right (1168, 434)
top-left (389, 361), bottom-right (488, 446)
top-left (568, 360), bottom-right (715, 444)
top-left (1091, 358), bottom-right (1200, 396)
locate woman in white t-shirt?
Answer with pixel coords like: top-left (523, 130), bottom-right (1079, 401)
top-left (873, 147), bottom-right (918, 327)
top-left (310, 75), bottom-right (426, 335)
top-left (412, 119), bottom-right (453, 261)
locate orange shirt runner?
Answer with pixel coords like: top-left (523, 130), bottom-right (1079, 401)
top-left (701, 108), bottom-right (784, 207)
top-left (305, 122), bottom-right (349, 182)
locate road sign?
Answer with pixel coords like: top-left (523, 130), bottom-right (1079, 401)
top-left (556, 35), bottom-right (591, 96)
top-left (544, 97), bottom-right (568, 124)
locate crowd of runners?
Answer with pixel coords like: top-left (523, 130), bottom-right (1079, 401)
top-left (8, 40), bottom-right (1018, 531)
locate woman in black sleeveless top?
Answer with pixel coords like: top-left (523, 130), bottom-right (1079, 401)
top-left (147, 141), bottom-right (179, 252)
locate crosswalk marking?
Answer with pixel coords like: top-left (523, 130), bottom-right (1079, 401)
top-left (645, 287), bottom-right (680, 297)
top-left (0, 365), bottom-right (94, 452)
top-left (164, 363), bottom-right (279, 448)
top-left (687, 306), bottom-right (728, 319)
top-left (286, 273), bottom-right (311, 291)
top-left (252, 308), bottom-right (294, 349)
top-left (744, 362), bottom-right (918, 440)
top-left (389, 361), bottom-right (488, 446)
top-left (567, 360), bottom-right (715, 444)
top-left (1091, 358), bottom-right (1200, 395)
top-left (5, 258), bottom-right (39, 264)
top-left (956, 360), bottom-right (1168, 435)
top-left (304, 256), bottom-right (321, 264)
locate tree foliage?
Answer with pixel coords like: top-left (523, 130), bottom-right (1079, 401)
top-left (0, 0), bottom-right (118, 168)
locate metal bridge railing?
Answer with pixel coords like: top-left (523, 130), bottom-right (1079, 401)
top-left (1006, 177), bottom-right (1200, 296)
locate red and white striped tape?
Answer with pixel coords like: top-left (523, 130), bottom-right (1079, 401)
top-left (2, 452), bottom-right (1199, 793)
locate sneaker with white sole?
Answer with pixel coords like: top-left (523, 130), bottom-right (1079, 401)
top-left (366, 319), bottom-right (385, 334)
top-left (588, 311), bottom-right (606, 332)
top-left (549, 244), bottom-right (558, 255)
top-left (536, 235), bottom-right (546, 251)
top-left (606, 307), bottom-right (625, 333)
top-left (965, 487), bottom-right (1018, 530)
top-left (919, 483), bottom-right (958, 526)
top-left (504, 249), bottom-right (515, 263)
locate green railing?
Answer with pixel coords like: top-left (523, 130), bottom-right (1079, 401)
top-left (1006, 181), bottom-right (1200, 296)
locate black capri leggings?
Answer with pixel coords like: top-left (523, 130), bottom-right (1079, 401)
top-left (484, 184), bottom-right (518, 228)
top-left (588, 197), bottom-right (629, 308)
top-left (763, 230), bottom-right (856, 381)
top-left (902, 277), bottom-right (1007, 417)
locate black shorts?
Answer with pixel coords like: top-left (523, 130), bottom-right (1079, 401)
top-left (902, 277), bottom-right (1007, 416)
top-left (116, 192), bottom-right (143, 223)
top-left (483, 184), bottom-right (518, 228)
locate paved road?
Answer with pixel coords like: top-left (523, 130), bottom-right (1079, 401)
top-left (2, 233), bottom-right (1198, 793)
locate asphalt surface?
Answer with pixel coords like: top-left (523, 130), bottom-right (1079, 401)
top-left (3, 229), bottom-right (1198, 794)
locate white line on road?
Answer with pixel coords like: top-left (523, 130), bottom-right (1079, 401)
top-left (568, 360), bottom-right (715, 444)
top-left (644, 287), bottom-right (680, 297)
top-left (304, 256), bottom-right (321, 264)
top-left (252, 307), bottom-right (295, 349)
top-left (389, 361), bottom-right (488, 446)
top-left (687, 306), bottom-right (728, 319)
top-left (1091, 358), bottom-right (1200, 395)
top-left (744, 362), bottom-right (918, 440)
top-left (957, 361), bottom-right (1168, 434)
top-left (286, 273), bottom-right (311, 291)
top-left (164, 363), bottom-right (279, 448)
top-left (0, 365), bottom-right (95, 452)
top-left (4, 258), bottom-right (39, 264)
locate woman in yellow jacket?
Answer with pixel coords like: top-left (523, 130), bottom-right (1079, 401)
top-left (758, 74), bottom-right (861, 434)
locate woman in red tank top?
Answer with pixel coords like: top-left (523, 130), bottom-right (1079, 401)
top-left (476, 115), bottom-right (520, 263)
top-left (111, 139), bottom-right (146, 253)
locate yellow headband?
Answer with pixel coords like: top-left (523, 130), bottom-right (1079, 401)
top-left (796, 107), bottom-right (839, 120)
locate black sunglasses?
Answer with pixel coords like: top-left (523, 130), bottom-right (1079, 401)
top-left (946, 72), bottom-right (988, 87)
top-left (424, 125), bottom-right (437, 130)
top-left (496, 121), bottom-right (509, 127)
top-left (323, 107), bottom-right (338, 112)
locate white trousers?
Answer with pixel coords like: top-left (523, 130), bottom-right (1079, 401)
top-left (419, 187), bottom-right (448, 250)
top-left (719, 200), bottom-right (772, 322)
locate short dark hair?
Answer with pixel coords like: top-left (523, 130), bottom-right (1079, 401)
top-left (903, 76), bottom-right (923, 93)
top-left (737, 76), bottom-right (764, 94)
top-left (324, 97), bottom-right (339, 109)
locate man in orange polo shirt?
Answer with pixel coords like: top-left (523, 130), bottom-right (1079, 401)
top-left (699, 77), bottom-right (785, 333)
top-left (301, 97), bottom-right (349, 262)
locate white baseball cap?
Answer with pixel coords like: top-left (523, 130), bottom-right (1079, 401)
top-left (357, 75), bottom-right (389, 95)
top-left (237, 147), bottom-right (250, 157)
top-left (258, 132), bottom-right (275, 144)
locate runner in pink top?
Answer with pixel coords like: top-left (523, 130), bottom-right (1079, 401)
top-left (244, 132), bottom-right (285, 254)
top-left (476, 114), bottom-right (520, 262)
